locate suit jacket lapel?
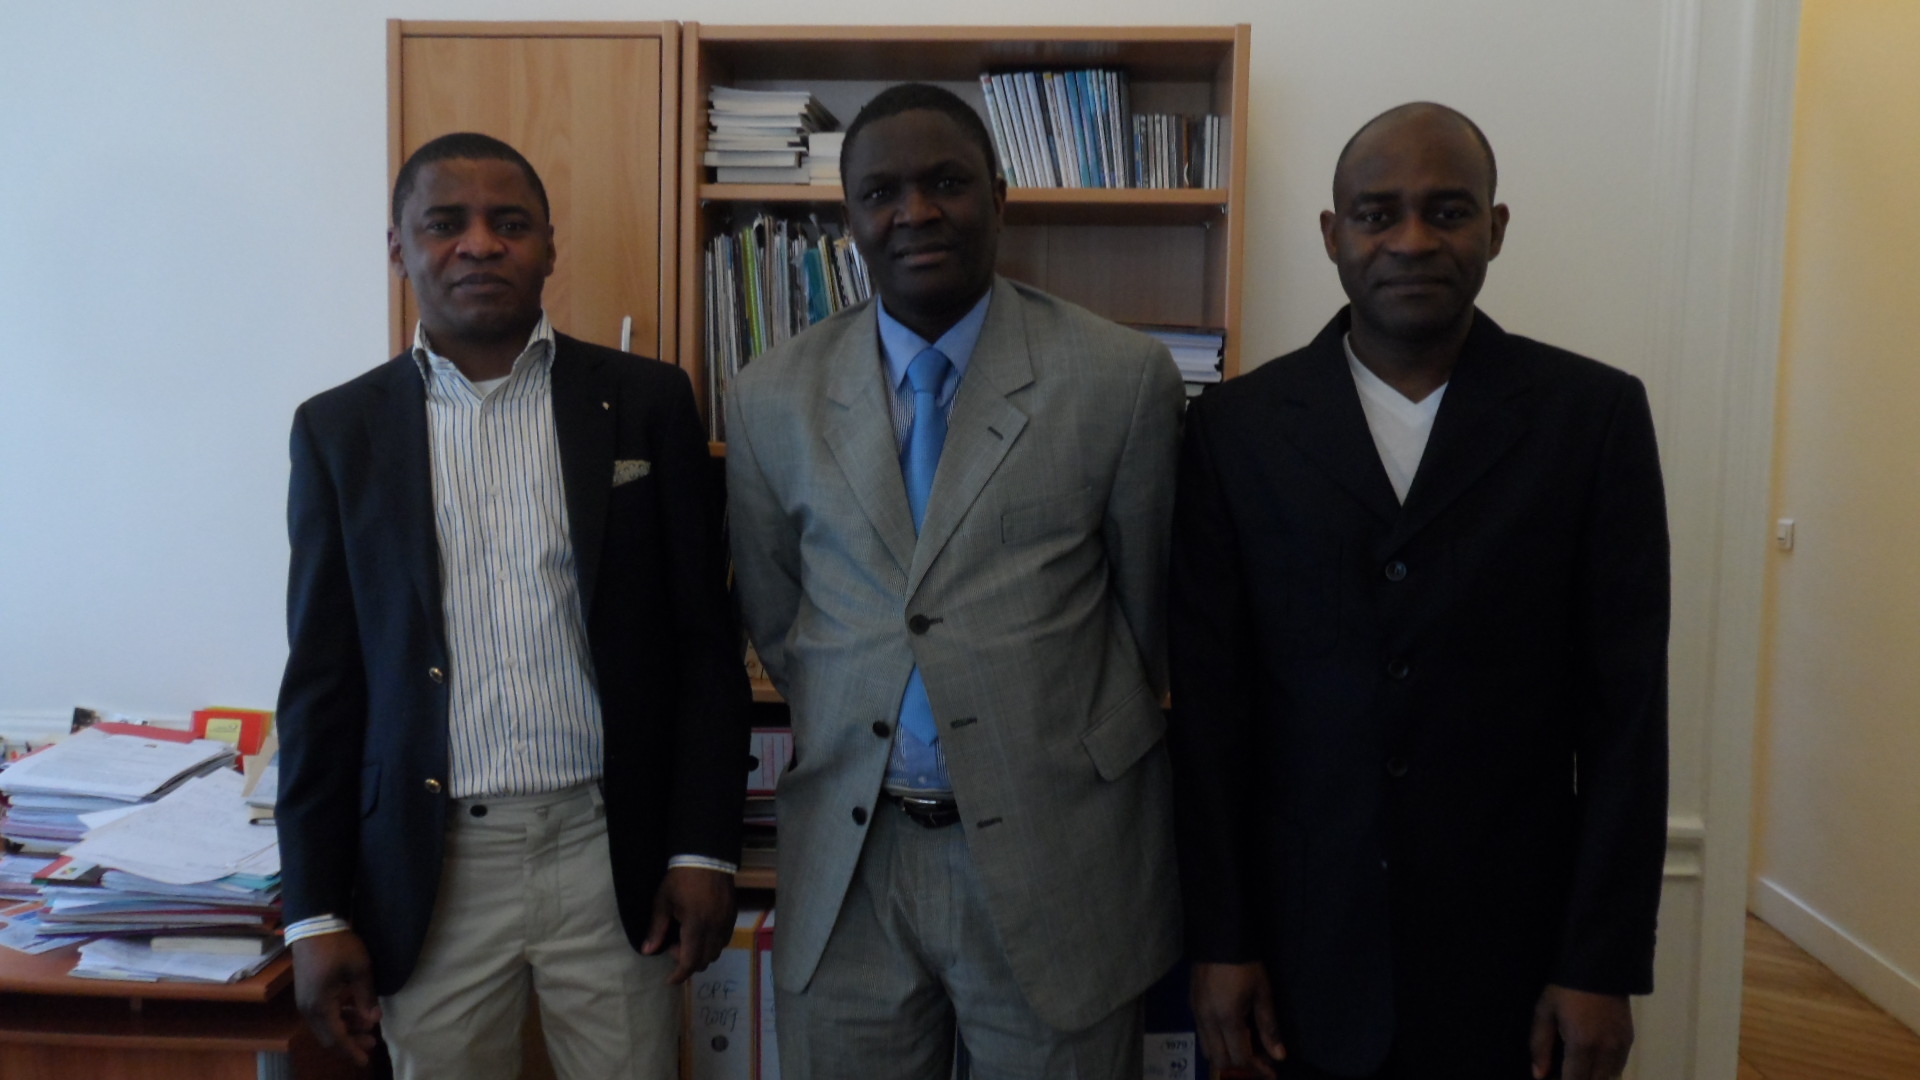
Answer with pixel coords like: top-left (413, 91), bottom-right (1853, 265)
top-left (907, 278), bottom-right (1032, 600)
top-left (1378, 311), bottom-right (1532, 558)
top-left (1273, 314), bottom-right (1402, 527)
top-left (549, 334), bottom-right (615, 618)
top-left (370, 356), bottom-right (446, 646)
top-left (823, 308), bottom-right (919, 579)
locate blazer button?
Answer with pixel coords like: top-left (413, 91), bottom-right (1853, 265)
top-left (1384, 560), bottom-right (1408, 582)
top-left (428, 666), bottom-right (446, 684)
top-left (872, 720), bottom-right (893, 738)
top-left (908, 614), bottom-right (932, 634)
top-left (424, 778), bottom-right (443, 794)
top-left (1385, 757), bottom-right (1410, 778)
top-left (851, 806), bottom-right (868, 825)
top-left (1387, 659), bottom-right (1411, 680)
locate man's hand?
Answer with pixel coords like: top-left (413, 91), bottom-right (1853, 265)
top-left (1530, 984), bottom-right (1634, 1080)
top-left (1192, 961), bottom-right (1287, 1079)
top-left (642, 865), bottom-right (736, 984)
top-left (292, 931), bottom-right (382, 1066)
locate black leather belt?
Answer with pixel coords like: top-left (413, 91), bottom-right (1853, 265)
top-left (889, 794), bottom-right (960, 829)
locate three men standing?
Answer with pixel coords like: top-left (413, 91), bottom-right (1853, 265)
top-left (278, 133), bottom-right (749, 1079)
top-left (727, 84), bottom-right (1187, 1078)
top-left (283, 94), bottom-right (1667, 1080)
top-left (1169, 104), bottom-right (1669, 1080)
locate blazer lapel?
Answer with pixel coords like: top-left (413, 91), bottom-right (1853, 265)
top-left (549, 334), bottom-right (615, 617)
top-left (1377, 312), bottom-right (1532, 558)
top-left (823, 309), bottom-right (919, 579)
top-left (1274, 314), bottom-right (1402, 527)
top-left (370, 356), bottom-right (446, 645)
top-left (906, 278), bottom-right (1032, 600)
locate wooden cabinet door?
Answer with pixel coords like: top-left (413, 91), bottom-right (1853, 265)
top-left (390, 23), bottom-right (677, 360)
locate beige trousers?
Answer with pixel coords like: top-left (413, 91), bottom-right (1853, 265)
top-left (379, 782), bottom-right (679, 1080)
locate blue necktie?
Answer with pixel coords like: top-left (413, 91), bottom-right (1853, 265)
top-left (898, 346), bottom-right (952, 745)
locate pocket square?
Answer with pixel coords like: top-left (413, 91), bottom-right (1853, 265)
top-left (612, 459), bottom-right (651, 487)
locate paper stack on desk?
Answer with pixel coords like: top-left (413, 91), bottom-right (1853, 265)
top-left (0, 726), bottom-right (237, 853)
top-left (71, 936), bottom-right (278, 983)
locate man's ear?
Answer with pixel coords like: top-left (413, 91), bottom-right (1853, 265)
top-left (388, 227), bottom-right (408, 280)
top-left (1488, 203), bottom-right (1510, 260)
top-left (1319, 209), bottom-right (1339, 261)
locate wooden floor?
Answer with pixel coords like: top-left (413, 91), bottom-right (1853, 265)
top-left (1740, 914), bottom-right (1920, 1079)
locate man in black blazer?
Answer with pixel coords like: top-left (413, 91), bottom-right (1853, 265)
top-left (1169, 104), bottom-right (1668, 1080)
top-left (276, 133), bottom-right (749, 1076)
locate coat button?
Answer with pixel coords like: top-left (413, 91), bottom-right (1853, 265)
top-left (1385, 757), bottom-right (1409, 778)
top-left (424, 778), bottom-right (443, 794)
top-left (851, 806), bottom-right (868, 825)
top-left (908, 614), bottom-right (932, 634)
top-left (1384, 561), bottom-right (1408, 582)
top-left (1387, 659), bottom-right (1411, 680)
top-left (428, 666), bottom-right (445, 684)
top-left (872, 720), bottom-right (893, 738)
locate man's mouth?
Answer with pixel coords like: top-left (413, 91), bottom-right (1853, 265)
top-left (453, 274), bottom-right (512, 293)
top-left (894, 244), bottom-right (954, 269)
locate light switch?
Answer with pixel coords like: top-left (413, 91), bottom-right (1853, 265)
top-left (1775, 518), bottom-right (1795, 551)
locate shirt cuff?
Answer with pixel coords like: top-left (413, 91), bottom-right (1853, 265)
top-left (667, 855), bottom-right (739, 876)
top-left (283, 914), bottom-right (352, 945)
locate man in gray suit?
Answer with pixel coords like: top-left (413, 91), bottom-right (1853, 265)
top-left (727, 83), bottom-right (1186, 1078)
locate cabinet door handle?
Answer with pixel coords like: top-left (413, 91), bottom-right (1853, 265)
top-left (620, 315), bottom-right (633, 353)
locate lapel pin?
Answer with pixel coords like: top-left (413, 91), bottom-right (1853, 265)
top-left (602, 401), bottom-right (610, 410)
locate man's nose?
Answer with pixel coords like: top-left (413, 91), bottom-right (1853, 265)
top-left (456, 222), bottom-right (507, 258)
top-left (896, 186), bottom-right (940, 226)
top-left (1386, 215), bottom-right (1442, 256)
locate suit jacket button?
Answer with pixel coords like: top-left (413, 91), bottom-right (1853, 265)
top-left (428, 666), bottom-right (446, 684)
top-left (424, 778), bottom-right (444, 794)
top-left (1384, 560), bottom-right (1408, 582)
top-left (851, 806), bottom-right (868, 825)
top-left (1385, 757), bottom-right (1409, 778)
top-left (908, 614), bottom-right (932, 634)
top-left (872, 720), bottom-right (893, 738)
top-left (1387, 659), bottom-right (1411, 680)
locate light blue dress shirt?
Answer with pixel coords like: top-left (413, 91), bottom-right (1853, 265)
top-left (876, 290), bottom-right (992, 796)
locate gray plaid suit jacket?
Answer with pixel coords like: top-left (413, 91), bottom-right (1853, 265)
top-left (726, 276), bottom-right (1184, 1030)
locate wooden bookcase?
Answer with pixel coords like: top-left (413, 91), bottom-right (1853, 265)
top-left (676, 24), bottom-right (1252, 428)
top-left (386, 20), bottom-right (681, 362)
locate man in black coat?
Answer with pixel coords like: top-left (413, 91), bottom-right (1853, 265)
top-left (1169, 104), bottom-right (1669, 1080)
top-left (276, 132), bottom-right (749, 1077)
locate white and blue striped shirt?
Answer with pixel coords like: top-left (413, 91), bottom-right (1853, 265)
top-left (414, 315), bottom-right (606, 799)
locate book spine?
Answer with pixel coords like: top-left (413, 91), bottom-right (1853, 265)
top-left (978, 74), bottom-right (1018, 187)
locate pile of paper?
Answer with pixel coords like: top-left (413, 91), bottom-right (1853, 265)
top-left (705, 86), bottom-right (840, 185)
top-left (0, 726), bottom-right (235, 852)
top-left (0, 854), bottom-right (54, 901)
top-left (72, 937), bottom-right (278, 984)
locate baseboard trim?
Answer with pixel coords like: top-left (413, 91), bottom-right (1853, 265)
top-left (1751, 876), bottom-right (1920, 1035)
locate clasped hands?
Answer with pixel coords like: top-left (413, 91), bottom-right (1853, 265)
top-left (1191, 961), bottom-right (1634, 1079)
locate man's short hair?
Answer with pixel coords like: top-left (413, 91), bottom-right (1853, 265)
top-left (840, 83), bottom-right (1001, 183)
top-left (1333, 102), bottom-right (1498, 203)
top-left (391, 132), bottom-right (551, 226)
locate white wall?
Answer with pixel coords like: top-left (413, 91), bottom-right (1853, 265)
top-left (0, 2), bottom-right (1795, 1076)
top-left (1752, 0), bottom-right (1920, 1035)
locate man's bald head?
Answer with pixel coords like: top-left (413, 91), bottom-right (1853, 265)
top-left (1333, 102), bottom-right (1497, 205)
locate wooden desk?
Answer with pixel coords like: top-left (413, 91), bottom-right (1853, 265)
top-left (0, 945), bottom-right (362, 1080)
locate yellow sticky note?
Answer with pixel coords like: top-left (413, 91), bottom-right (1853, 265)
top-left (204, 717), bottom-right (244, 746)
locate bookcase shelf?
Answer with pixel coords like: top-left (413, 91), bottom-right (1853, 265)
top-left (699, 184), bottom-right (1230, 226)
top-left (678, 23), bottom-right (1251, 427)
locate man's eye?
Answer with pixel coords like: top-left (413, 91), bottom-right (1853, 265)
top-left (498, 221), bottom-right (528, 234)
top-left (861, 186), bottom-right (894, 205)
top-left (934, 177), bottom-right (965, 193)
top-left (1356, 210), bottom-right (1390, 226)
top-left (425, 221), bottom-right (457, 234)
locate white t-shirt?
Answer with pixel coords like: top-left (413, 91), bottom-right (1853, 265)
top-left (1344, 334), bottom-right (1447, 504)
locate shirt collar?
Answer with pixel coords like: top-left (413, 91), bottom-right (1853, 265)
top-left (877, 288), bottom-right (993, 394)
top-left (412, 312), bottom-right (555, 386)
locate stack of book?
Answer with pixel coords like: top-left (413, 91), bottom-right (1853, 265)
top-left (704, 213), bottom-right (872, 440)
top-left (1133, 325), bottom-right (1226, 392)
top-left (979, 69), bottom-right (1132, 188)
top-left (704, 86), bottom-right (840, 184)
top-left (1133, 113), bottom-right (1226, 189)
top-left (806, 131), bottom-right (845, 187)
